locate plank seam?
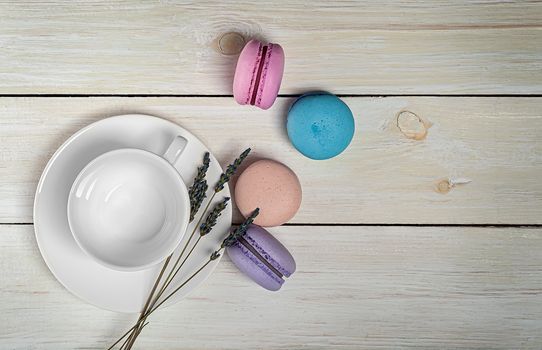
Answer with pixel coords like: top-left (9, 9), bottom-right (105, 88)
top-left (2, 94), bottom-right (542, 98)
top-left (2, 223), bottom-right (541, 227)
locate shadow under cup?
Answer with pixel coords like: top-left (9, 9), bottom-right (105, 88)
top-left (67, 149), bottom-right (190, 271)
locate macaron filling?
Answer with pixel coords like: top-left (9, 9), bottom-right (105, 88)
top-left (233, 231), bottom-right (293, 287)
top-left (238, 236), bottom-right (284, 278)
top-left (250, 44), bottom-right (268, 106)
top-left (233, 241), bottom-right (283, 287)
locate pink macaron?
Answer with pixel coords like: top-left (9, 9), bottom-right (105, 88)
top-left (233, 39), bottom-right (284, 110)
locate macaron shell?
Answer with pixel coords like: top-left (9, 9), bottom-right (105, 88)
top-left (233, 39), bottom-right (262, 106)
top-left (287, 93), bottom-right (355, 160)
top-left (255, 43), bottom-right (284, 110)
top-left (226, 225), bottom-right (296, 291)
top-left (235, 159), bottom-right (302, 227)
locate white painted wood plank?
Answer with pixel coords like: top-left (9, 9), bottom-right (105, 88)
top-left (1, 97), bottom-right (541, 224)
top-left (1, 1), bottom-right (541, 94)
top-left (1, 225), bottom-right (541, 349)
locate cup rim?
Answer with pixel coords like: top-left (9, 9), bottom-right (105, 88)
top-left (67, 148), bottom-right (190, 272)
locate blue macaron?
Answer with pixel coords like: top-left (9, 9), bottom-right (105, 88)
top-left (286, 93), bottom-right (355, 160)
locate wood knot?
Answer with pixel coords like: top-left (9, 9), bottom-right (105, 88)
top-left (436, 179), bottom-right (452, 194)
top-left (435, 178), bottom-right (472, 194)
top-left (212, 32), bottom-right (246, 55)
top-left (396, 110), bottom-right (431, 140)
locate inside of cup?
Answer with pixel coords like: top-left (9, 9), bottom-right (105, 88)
top-left (67, 149), bottom-right (189, 271)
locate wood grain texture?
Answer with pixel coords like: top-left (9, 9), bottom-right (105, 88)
top-left (1, 225), bottom-right (541, 349)
top-left (1, 1), bottom-right (541, 94)
top-left (1, 97), bottom-right (541, 224)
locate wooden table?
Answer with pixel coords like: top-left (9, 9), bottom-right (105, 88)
top-left (1, 1), bottom-right (541, 349)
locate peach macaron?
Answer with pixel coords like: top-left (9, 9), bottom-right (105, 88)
top-left (235, 159), bottom-right (301, 227)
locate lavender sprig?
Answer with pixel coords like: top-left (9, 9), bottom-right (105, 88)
top-left (134, 209), bottom-right (261, 322)
top-left (108, 149), bottom-right (256, 350)
top-left (211, 208), bottom-right (259, 261)
top-left (214, 148), bottom-right (250, 192)
top-left (221, 208), bottom-right (260, 248)
top-left (188, 152), bottom-right (210, 221)
top-left (199, 197), bottom-right (230, 236)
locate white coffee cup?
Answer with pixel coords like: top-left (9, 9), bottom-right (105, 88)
top-left (67, 136), bottom-right (190, 271)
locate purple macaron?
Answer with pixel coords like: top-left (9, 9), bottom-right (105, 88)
top-left (226, 225), bottom-right (295, 291)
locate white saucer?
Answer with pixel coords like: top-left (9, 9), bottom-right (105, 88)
top-left (34, 114), bottom-right (232, 313)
